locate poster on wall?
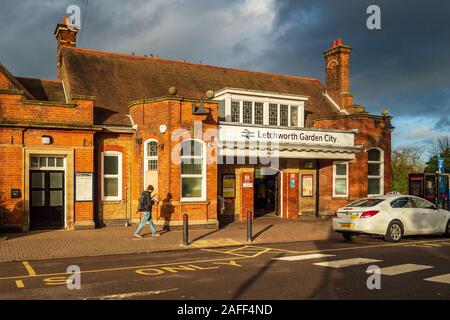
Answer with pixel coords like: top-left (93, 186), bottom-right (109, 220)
top-left (75, 172), bottom-right (93, 201)
top-left (222, 174), bottom-right (236, 198)
top-left (302, 174), bottom-right (314, 197)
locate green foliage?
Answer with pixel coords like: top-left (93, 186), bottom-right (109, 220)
top-left (391, 146), bottom-right (424, 194)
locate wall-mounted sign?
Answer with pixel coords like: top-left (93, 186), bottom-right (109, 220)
top-left (11, 189), bottom-right (21, 198)
top-left (222, 174), bottom-right (235, 198)
top-left (438, 157), bottom-right (445, 173)
top-left (75, 172), bottom-right (93, 202)
top-left (243, 174), bottom-right (253, 188)
top-left (290, 174), bottom-right (296, 188)
top-left (218, 124), bottom-right (355, 147)
top-left (302, 174), bottom-right (314, 197)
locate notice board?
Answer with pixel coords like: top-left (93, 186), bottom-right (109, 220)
top-left (75, 172), bottom-right (93, 202)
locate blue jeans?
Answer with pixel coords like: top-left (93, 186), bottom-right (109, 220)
top-left (135, 211), bottom-right (157, 235)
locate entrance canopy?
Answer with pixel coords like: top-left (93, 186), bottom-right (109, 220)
top-left (217, 124), bottom-right (361, 160)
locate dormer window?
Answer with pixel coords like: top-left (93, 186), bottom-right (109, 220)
top-left (215, 88), bottom-right (308, 128)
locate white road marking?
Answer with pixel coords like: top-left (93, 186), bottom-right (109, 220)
top-left (379, 264), bottom-right (434, 276)
top-left (424, 274), bottom-right (450, 285)
top-left (313, 258), bottom-right (382, 268)
top-left (272, 253), bottom-right (335, 261)
top-left (84, 288), bottom-right (179, 300)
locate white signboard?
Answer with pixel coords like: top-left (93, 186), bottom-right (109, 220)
top-left (218, 124), bottom-right (355, 147)
top-left (75, 172), bottom-right (93, 201)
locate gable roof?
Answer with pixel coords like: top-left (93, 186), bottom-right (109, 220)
top-left (61, 46), bottom-right (342, 127)
top-left (0, 63), bottom-right (35, 99)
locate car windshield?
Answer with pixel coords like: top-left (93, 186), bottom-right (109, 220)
top-left (346, 198), bottom-right (384, 207)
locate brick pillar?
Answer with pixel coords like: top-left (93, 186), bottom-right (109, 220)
top-left (240, 171), bottom-right (254, 221)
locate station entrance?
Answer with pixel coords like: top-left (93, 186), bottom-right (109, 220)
top-left (254, 168), bottom-right (280, 217)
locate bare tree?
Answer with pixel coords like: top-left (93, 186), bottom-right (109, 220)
top-left (428, 135), bottom-right (450, 157)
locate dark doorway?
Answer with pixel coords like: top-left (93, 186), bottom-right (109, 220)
top-left (254, 171), bottom-right (279, 217)
top-left (30, 170), bottom-right (65, 229)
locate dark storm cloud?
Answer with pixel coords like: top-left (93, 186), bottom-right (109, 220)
top-left (255, 0), bottom-right (450, 119)
top-left (0, 0), bottom-right (449, 148)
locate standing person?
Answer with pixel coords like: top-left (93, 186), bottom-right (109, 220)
top-left (134, 185), bottom-right (160, 238)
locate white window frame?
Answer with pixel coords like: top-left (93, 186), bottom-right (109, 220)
top-left (101, 151), bottom-right (122, 201)
top-left (367, 148), bottom-right (384, 196)
top-left (333, 161), bottom-right (349, 197)
top-left (144, 139), bottom-right (158, 172)
top-left (30, 155), bottom-right (65, 170)
top-left (180, 139), bottom-right (206, 202)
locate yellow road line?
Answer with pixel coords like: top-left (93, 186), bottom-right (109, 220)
top-left (0, 256), bottom-right (252, 282)
top-left (251, 238), bottom-right (450, 255)
top-left (15, 280), bottom-right (25, 288)
top-left (1, 238), bottom-right (447, 283)
top-left (201, 248), bottom-right (252, 258)
top-left (22, 261), bottom-right (36, 277)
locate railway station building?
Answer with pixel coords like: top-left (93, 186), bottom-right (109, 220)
top-left (0, 18), bottom-right (393, 232)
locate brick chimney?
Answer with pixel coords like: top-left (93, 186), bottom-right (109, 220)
top-left (323, 37), bottom-right (354, 110)
top-left (54, 17), bottom-right (77, 80)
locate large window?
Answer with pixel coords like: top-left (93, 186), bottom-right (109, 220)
top-left (180, 140), bottom-right (206, 201)
top-left (368, 148), bottom-right (383, 196)
top-left (102, 151), bottom-right (122, 201)
top-left (145, 140), bottom-right (158, 171)
top-left (333, 161), bottom-right (348, 197)
top-left (227, 99), bottom-right (303, 127)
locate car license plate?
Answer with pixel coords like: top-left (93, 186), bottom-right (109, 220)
top-left (340, 223), bottom-right (354, 229)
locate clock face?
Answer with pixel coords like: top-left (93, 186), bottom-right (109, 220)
top-left (159, 125), bottom-right (167, 133)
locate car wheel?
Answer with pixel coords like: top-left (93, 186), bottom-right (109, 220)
top-left (384, 221), bottom-right (403, 242)
top-left (444, 220), bottom-right (450, 237)
top-left (342, 232), bottom-right (357, 241)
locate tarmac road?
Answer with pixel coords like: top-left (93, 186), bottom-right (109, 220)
top-left (0, 235), bottom-right (449, 300)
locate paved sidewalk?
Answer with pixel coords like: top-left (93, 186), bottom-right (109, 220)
top-left (0, 217), bottom-right (337, 262)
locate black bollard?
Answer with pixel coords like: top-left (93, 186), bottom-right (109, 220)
top-left (183, 213), bottom-right (189, 246)
top-left (247, 211), bottom-right (252, 242)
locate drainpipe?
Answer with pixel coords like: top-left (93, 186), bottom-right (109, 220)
top-left (315, 159), bottom-right (320, 217)
top-left (21, 128), bottom-right (28, 231)
top-left (126, 114), bottom-right (138, 225)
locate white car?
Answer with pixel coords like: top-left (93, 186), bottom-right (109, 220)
top-left (332, 195), bottom-right (450, 242)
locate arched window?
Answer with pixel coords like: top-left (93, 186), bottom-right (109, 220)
top-left (180, 139), bottom-right (206, 201)
top-left (144, 139), bottom-right (158, 193)
top-left (144, 140), bottom-right (158, 171)
top-left (368, 148), bottom-right (384, 196)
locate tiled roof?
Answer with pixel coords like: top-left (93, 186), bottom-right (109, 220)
top-left (61, 46), bottom-right (341, 127)
top-left (15, 77), bottom-right (66, 103)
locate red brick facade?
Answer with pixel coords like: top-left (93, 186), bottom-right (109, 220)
top-left (0, 20), bottom-right (393, 232)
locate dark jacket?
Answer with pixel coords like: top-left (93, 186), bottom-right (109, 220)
top-left (140, 191), bottom-right (153, 212)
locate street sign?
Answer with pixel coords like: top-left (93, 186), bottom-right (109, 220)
top-left (438, 157), bottom-right (445, 173)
